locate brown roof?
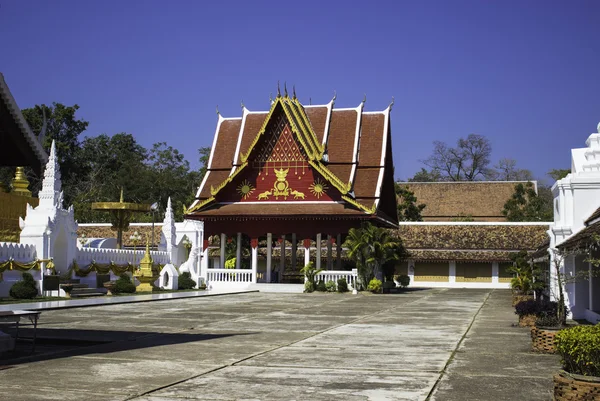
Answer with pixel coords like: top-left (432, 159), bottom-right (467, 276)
top-left (396, 223), bottom-right (550, 250)
top-left (585, 206), bottom-right (600, 226)
top-left (557, 221), bottom-right (600, 250)
top-left (398, 181), bottom-right (535, 222)
top-left (187, 95), bottom-right (397, 228)
top-left (407, 249), bottom-right (520, 263)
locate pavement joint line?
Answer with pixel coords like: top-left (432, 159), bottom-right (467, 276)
top-left (125, 288), bottom-right (445, 400)
top-left (424, 289), bottom-right (493, 401)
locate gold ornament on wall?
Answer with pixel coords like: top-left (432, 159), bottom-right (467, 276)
top-left (309, 178), bottom-right (328, 199)
top-left (237, 179), bottom-right (255, 200)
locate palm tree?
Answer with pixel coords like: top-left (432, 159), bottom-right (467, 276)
top-left (344, 222), bottom-right (406, 288)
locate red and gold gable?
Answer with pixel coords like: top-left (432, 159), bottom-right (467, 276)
top-left (217, 114), bottom-right (341, 203)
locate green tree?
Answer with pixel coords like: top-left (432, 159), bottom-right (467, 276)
top-left (344, 222), bottom-right (406, 288)
top-left (394, 183), bottom-right (425, 221)
top-left (548, 168), bottom-right (570, 181)
top-left (502, 182), bottom-right (553, 222)
top-left (22, 103), bottom-right (89, 203)
top-left (408, 168), bottom-right (442, 182)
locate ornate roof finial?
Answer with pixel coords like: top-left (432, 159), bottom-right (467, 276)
top-left (38, 140), bottom-right (63, 210)
top-left (277, 81), bottom-right (281, 97)
top-left (241, 100), bottom-right (245, 109)
top-left (292, 85), bottom-right (297, 99)
top-left (309, 97), bottom-right (312, 105)
top-left (363, 93), bottom-right (367, 104)
top-left (216, 105), bottom-right (220, 115)
top-left (388, 96), bottom-right (395, 111)
top-left (332, 90), bottom-right (337, 103)
top-left (269, 93), bottom-right (273, 103)
top-left (284, 82), bottom-right (288, 97)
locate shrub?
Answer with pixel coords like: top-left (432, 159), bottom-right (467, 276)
top-left (396, 274), bottom-right (410, 288)
top-left (367, 278), bottom-right (382, 293)
top-left (9, 272), bottom-right (38, 299)
top-left (382, 281), bottom-right (396, 289)
top-left (556, 325), bottom-right (600, 376)
top-left (514, 299), bottom-right (557, 317)
top-left (304, 281), bottom-right (315, 293)
top-left (178, 272), bottom-right (196, 290)
top-left (316, 280), bottom-right (327, 292)
top-left (113, 274), bottom-right (136, 294)
top-left (300, 262), bottom-right (323, 287)
top-left (325, 280), bottom-right (337, 292)
top-left (224, 258), bottom-right (236, 269)
top-left (535, 313), bottom-right (562, 328)
top-left (337, 278), bottom-right (348, 293)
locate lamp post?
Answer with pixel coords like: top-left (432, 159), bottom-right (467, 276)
top-left (182, 235), bottom-right (192, 259)
top-left (130, 230), bottom-right (142, 267)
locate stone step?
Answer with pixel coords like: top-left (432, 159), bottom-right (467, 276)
top-left (70, 288), bottom-right (108, 296)
top-left (70, 292), bottom-right (106, 298)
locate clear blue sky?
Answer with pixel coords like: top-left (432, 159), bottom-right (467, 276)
top-left (1, 0), bottom-right (599, 185)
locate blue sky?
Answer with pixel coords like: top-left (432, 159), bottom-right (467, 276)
top-left (1, 0), bottom-right (599, 185)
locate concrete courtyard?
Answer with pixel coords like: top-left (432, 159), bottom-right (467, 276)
top-left (0, 289), bottom-right (558, 400)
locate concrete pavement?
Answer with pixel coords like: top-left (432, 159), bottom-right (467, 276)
top-left (0, 289), bottom-right (559, 400)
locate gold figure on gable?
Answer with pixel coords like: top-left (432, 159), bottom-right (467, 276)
top-left (236, 179), bottom-right (255, 200)
top-left (309, 178), bottom-right (328, 199)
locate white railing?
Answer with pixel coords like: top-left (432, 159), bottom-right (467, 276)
top-left (206, 268), bottom-right (253, 283)
top-left (316, 270), bottom-right (357, 289)
top-left (0, 242), bottom-right (37, 262)
top-left (77, 247), bottom-right (170, 266)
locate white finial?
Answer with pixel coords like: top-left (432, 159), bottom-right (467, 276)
top-left (597, 122), bottom-right (600, 133)
top-left (167, 197), bottom-right (172, 211)
top-left (38, 139), bottom-right (63, 210)
top-left (162, 196), bottom-right (176, 251)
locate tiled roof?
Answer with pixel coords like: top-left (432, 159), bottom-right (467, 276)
top-left (0, 72), bottom-right (48, 171)
top-left (187, 94), bottom-right (397, 228)
top-left (585, 206), bottom-right (600, 226)
top-left (557, 221), bottom-right (600, 250)
top-left (396, 224), bottom-right (550, 250)
top-left (398, 181), bottom-right (534, 221)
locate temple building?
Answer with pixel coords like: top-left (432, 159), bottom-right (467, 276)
top-left (0, 72), bottom-right (47, 242)
top-left (184, 91), bottom-right (398, 282)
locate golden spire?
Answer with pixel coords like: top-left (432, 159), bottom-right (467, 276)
top-left (139, 236), bottom-right (153, 264)
top-left (11, 167), bottom-right (32, 197)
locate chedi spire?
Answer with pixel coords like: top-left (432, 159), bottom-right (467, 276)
top-left (38, 140), bottom-right (63, 209)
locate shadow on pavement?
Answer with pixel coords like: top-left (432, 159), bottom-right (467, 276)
top-left (0, 327), bottom-right (253, 366)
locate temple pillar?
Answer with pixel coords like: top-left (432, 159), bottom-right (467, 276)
top-left (291, 233), bottom-right (297, 271)
top-left (251, 238), bottom-right (258, 284)
top-left (279, 235), bottom-right (285, 283)
top-left (266, 233), bottom-right (272, 283)
top-left (336, 234), bottom-right (342, 270)
top-left (219, 233), bottom-right (226, 269)
top-left (201, 239), bottom-right (209, 280)
top-left (327, 234), bottom-right (333, 270)
top-left (492, 262), bottom-right (499, 285)
top-left (236, 232), bottom-right (242, 269)
top-left (316, 233), bottom-right (322, 270)
top-left (303, 239), bottom-right (311, 268)
top-left (449, 261), bottom-right (456, 284)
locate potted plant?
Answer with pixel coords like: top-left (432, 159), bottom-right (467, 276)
top-left (103, 280), bottom-right (116, 296)
top-left (553, 325), bottom-right (600, 400)
top-left (514, 299), bottom-right (557, 328)
top-left (530, 305), bottom-right (564, 354)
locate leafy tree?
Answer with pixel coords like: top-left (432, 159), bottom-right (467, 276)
top-left (548, 168), bottom-right (570, 181)
top-left (502, 182), bottom-right (553, 221)
top-left (423, 134), bottom-right (492, 181)
top-left (394, 183), bottom-right (425, 221)
top-left (22, 103), bottom-right (89, 203)
top-left (344, 222), bottom-right (406, 288)
top-left (408, 168), bottom-right (442, 182)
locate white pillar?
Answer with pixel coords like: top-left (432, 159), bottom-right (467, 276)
top-left (408, 259), bottom-right (415, 284)
top-left (304, 240), bottom-right (310, 268)
top-left (236, 232), bottom-right (242, 269)
top-left (266, 233), bottom-right (272, 283)
top-left (449, 261), bottom-right (456, 284)
top-left (492, 262), bottom-right (499, 285)
top-left (316, 233), bottom-right (322, 270)
top-left (251, 242), bottom-right (258, 284)
top-left (201, 246), bottom-right (209, 281)
top-left (220, 233), bottom-right (226, 269)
